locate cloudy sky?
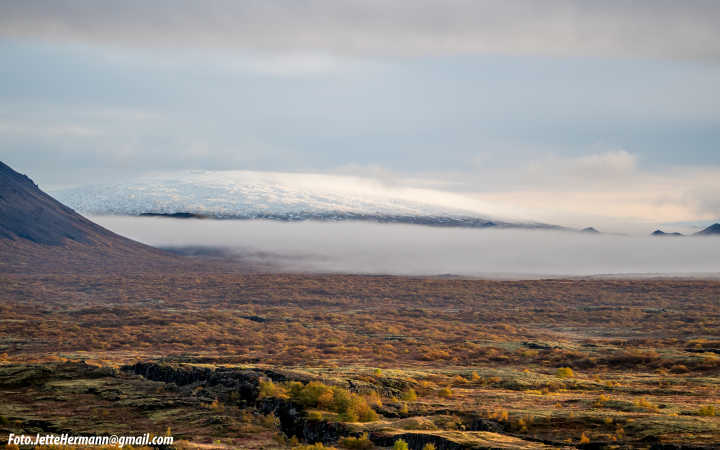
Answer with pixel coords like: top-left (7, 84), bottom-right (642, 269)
top-left (1, 1), bottom-right (719, 231)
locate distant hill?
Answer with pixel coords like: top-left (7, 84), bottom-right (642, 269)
top-left (651, 230), bottom-right (684, 237)
top-left (696, 223), bottom-right (720, 236)
top-left (0, 161), bottom-right (191, 273)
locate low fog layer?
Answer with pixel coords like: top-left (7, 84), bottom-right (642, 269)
top-left (94, 216), bottom-right (720, 277)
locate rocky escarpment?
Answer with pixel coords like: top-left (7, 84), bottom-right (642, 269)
top-left (123, 362), bottom-right (351, 444)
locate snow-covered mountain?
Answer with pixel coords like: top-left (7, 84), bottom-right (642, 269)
top-left (51, 170), bottom-right (561, 229)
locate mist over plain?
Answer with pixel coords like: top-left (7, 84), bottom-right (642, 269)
top-left (92, 216), bottom-right (720, 277)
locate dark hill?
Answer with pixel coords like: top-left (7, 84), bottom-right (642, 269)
top-left (651, 230), bottom-right (684, 237)
top-left (696, 223), bottom-right (720, 236)
top-left (0, 161), bottom-right (243, 273)
top-left (1, 161), bottom-right (134, 246)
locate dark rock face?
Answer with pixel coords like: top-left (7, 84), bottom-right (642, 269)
top-left (581, 227), bottom-right (600, 233)
top-left (465, 417), bottom-right (504, 433)
top-left (695, 223), bottom-right (720, 236)
top-left (140, 212), bottom-right (206, 219)
top-left (125, 362), bottom-right (264, 406)
top-left (256, 397), bottom-right (351, 445)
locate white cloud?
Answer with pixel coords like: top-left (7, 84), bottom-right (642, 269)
top-left (462, 151), bottom-right (720, 231)
top-left (332, 150), bottom-right (720, 232)
top-left (526, 150), bottom-right (638, 186)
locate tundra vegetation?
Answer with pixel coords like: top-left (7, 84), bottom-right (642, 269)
top-left (0, 274), bottom-right (719, 448)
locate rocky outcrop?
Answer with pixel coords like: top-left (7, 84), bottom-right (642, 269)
top-left (123, 362), bottom-right (347, 444)
top-left (257, 397), bottom-right (352, 444)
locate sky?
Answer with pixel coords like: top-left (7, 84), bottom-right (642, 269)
top-left (1, 1), bottom-right (719, 232)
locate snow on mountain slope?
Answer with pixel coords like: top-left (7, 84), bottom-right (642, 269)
top-left (51, 170), bottom-right (553, 228)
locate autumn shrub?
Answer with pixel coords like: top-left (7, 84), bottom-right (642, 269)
top-left (393, 439), bottom-right (409, 450)
top-left (556, 367), bottom-right (574, 378)
top-left (438, 387), bottom-right (453, 398)
top-left (338, 433), bottom-right (373, 449)
top-left (288, 381), bottom-right (335, 408)
top-left (580, 432), bottom-right (590, 444)
top-left (294, 444), bottom-right (337, 450)
top-left (698, 405), bottom-right (716, 416)
top-left (261, 380), bottom-right (378, 422)
top-left (593, 394), bottom-right (610, 408)
top-left (634, 397), bottom-right (659, 413)
top-left (307, 411), bottom-right (323, 421)
top-left (258, 379), bottom-right (288, 399)
top-left (453, 375), bottom-right (468, 384)
top-left (400, 388), bottom-right (417, 401)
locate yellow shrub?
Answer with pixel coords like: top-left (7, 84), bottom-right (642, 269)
top-left (339, 432), bottom-right (373, 449)
top-left (393, 439), bottom-right (409, 450)
top-left (698, 405), bottom-right (716, 416)
top-left (438, 387), bottom-right (453, 398)
top-left (400, 388), bottom-right (417, 401)
top-left (580, 432), bottom-right (590, 444)
top-left (259, 379), bottom-right (289, 399)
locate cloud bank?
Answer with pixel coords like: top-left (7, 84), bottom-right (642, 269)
top-left (1, 1), bottom-right (719, 60)
top-left (93, 217), bottom-right (720, 277)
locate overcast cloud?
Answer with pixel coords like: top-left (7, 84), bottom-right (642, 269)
top-left (2, 1), bottom-right (720, 60)
top-left (1, 1), bottom-right (719, 231)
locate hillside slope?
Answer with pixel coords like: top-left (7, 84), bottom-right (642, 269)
top-left (0, 161), bottom-right (193, 273)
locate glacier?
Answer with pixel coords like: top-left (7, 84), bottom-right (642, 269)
top-left (51, 170), bottom-right (561, 229)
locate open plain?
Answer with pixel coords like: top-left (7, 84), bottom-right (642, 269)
top-left (1, 273), bottom-right (719, 449)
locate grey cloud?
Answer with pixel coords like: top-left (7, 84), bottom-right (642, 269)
top-left (1, 1), bottom-right (719, 60)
